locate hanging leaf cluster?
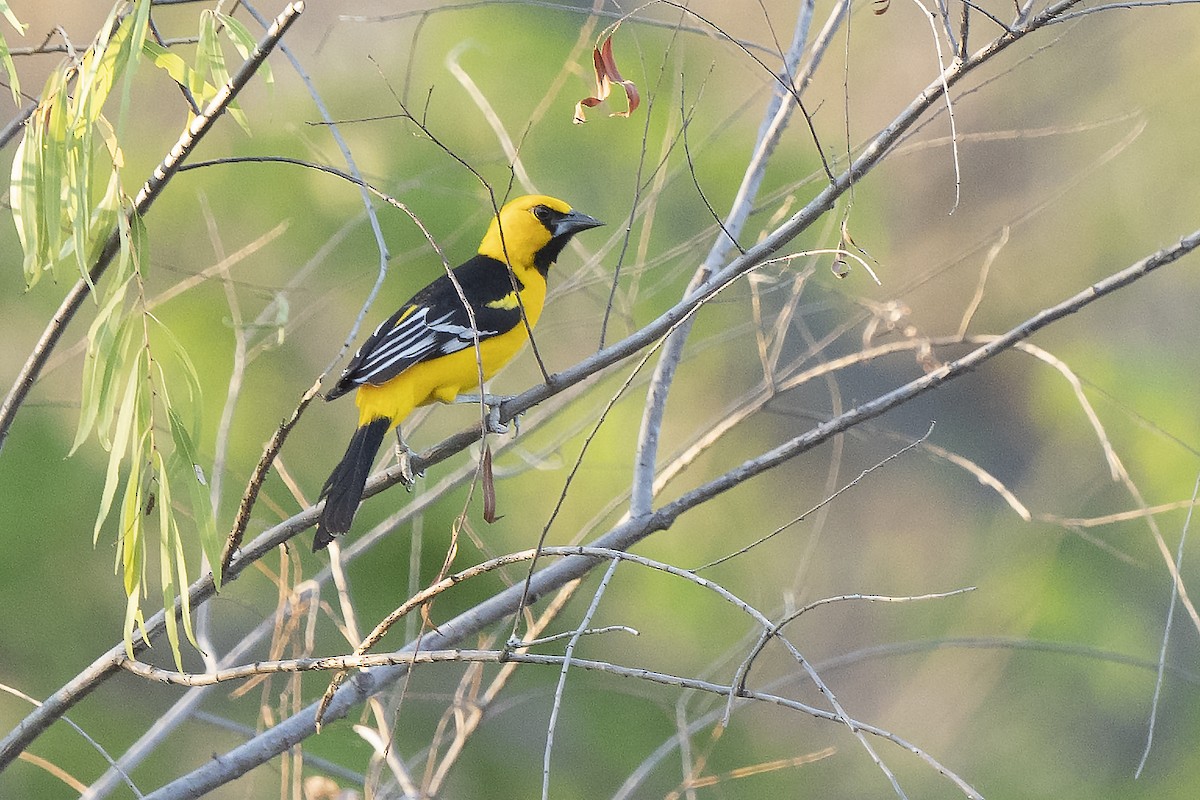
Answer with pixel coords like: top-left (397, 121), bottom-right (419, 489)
top-left (6, 1), bottom-right (268, 667)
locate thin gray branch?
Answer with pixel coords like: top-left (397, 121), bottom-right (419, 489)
top-left (1136, 470), bottom-right (1200, 776)
top-left (630, 0), bottom-right (821, 517)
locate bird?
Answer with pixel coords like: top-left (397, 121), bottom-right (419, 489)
top-left (313, 194), bottom-right (604, 551)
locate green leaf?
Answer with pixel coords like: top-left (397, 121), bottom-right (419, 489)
top-left (123, 587), bottom-right (142, 659)
top-left (10, 133), bottom-right (39, 284)
top-left (0, 26), bottom-right (20, 105)
top-left (128, 205), bottom-right (149, 274)
top-left (0, 1), bottom-right (25, 34)
top-left (86, 162), bottom-right (123, 266)
top-left (198, 11), bottom-right (249, 133)
top-left (195, 11), bottom-right (217, 103)
top-left (73, 283), bottom-right (131, 453)
top-left (43, 86), bottom-right (68, 245)
top-left (94, 346), bottom-right (141, 544)
top-left (156, 449), bottom-right (184, 669)
top-left (166, 405), bottom-right (221, 586)
top-left (95, 300), bottom-right (136, 450)
top-left (127, 0), bottom-right (151, 64)
top-left (0, 5), bottom-right (24, 104)
top-left (118, 426), bottom-right (145, 596)
top-left (65, 113), bottom-right (93, 279)
top-left (175, 513), bottom-right (201, 650)
top-left (74, 5), bottom-right (127, 127)
top-left (141, 41), bottom-right (218, 101)
top-left (152, 314), bottom-right (203, 427)
top-left (217, 13), bottom-right (271, 85)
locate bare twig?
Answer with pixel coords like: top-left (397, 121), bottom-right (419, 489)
top-left (1136, 470), bottom-right (1200, 776)
top-left (543, 557), bottom-right (621, 800)
top-left (695, 423), bottom-right (935, 570)
top-left (729, 587), bottom-right (977, 710)
top-left (956, 225), bottom-right (1009, 337)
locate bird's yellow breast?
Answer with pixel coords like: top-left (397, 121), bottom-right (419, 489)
top-left (354, 272), bottom-right (546, 429)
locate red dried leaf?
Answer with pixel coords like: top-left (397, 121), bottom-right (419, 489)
top-left (573, 35), bottom-right (640, 124)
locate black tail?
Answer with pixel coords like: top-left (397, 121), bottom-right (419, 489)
top-left (313, 416), bottom-right (391, 551)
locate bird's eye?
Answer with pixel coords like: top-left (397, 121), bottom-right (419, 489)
top-left (532, 205), bottom-right (553, 224)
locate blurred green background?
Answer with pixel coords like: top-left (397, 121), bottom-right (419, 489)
top-left (2, 1), bottom-right (1200, 797)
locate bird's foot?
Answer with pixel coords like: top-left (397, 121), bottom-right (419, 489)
top-left (457, 393), bottom-right (518, 435)
top-left (394, 435), bottom-right (423, 488)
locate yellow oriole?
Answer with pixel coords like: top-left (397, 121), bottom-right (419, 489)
top-left (313, 194), bottom-right (604, 550)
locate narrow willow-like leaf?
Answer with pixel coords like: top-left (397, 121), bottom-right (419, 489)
top-left (128, 205), bottom-right (149, 275)
top-left (43, 83), bottom-right (69, 245)
top-left (126, 0), bottom-right (151, 66)
top-left (119, 426), bottom-right (145, 596)
top-left (156, 448), bottom-right (184, 669)
top-left (174, 509), bottom-right (201, 649)
top-left (152, 314), bottom-right (204, 428)
top-left (94, 290), bottom-right (137, 451)
top-left (77, 4), bottom-right (132, 125)
top-left (16, 76), bottom-right (62, 284)
top-left (91, 212), bottom-right (143, 428)
top-left (24, 99), bottom-right (52, 278)
top-left (112, 195), bottom-right (134, 289)
top-left (74, 284), bottom-right (132, 453)
top-left (94, 347), bottom-right (141, 545)
top-left (199, 10), bottom-right (249, 133)
top-left (195, 11), bottom-right (218, 103)
top-left (86, 161), bottom-right (123, 267)
top-left (0, 7), bottom-right (22, 108)
top-left (123, 584), bottom-right (142, 659)
top-left (65, 108), bottom-right (93, 279)
top-left (10, 134), bottom-right (37, 282)
top-left (157, 360), bottom-right (211, 644)
top-left (0, 1), bottom-right (23, 32)
top-left (141, 41), bottom-right (219, 102)
top-left (166, 405), bottom-right (220, 585)
top-left (0, 26), bottom-right (20, 105)
top-left (167, 463), bottom-right (202, 658)
top-left (217, 12), bottom-right (272, 85)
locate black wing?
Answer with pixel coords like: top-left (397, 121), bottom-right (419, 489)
top-left (326, 255), bottom-right (523, 400)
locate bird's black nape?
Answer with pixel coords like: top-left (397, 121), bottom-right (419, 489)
top-left (313, 416), bottom-right (391, 551)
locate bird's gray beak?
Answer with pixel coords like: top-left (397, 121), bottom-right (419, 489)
top-left (553, 209), bottom-right (605, 238)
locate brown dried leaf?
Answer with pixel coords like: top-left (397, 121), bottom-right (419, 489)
top-left (482, 445), bottom-right (500, 523)
top-left (873, 0), bottom-right (891, 14)
top-left (573, 35), bottom-right (639, 124)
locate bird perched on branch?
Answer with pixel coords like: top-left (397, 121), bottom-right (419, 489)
top-left (313, 194), bottom-right (604, 551)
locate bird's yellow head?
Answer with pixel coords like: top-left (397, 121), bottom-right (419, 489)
top-left (478, 194), bottom-right (604, 276)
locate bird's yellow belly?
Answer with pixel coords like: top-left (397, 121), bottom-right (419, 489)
top-left (354, 324), bottom-right (532, 428)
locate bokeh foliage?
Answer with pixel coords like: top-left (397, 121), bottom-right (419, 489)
top-left (2, 1), bottom-right (1200, 799)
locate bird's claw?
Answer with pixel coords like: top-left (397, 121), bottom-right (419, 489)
top-left (486, 403), bottom-right (508, 435)
top-left (395, 437), bottom-right (423, 488)
top-left (458, 393), bottom-right (518, 435)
